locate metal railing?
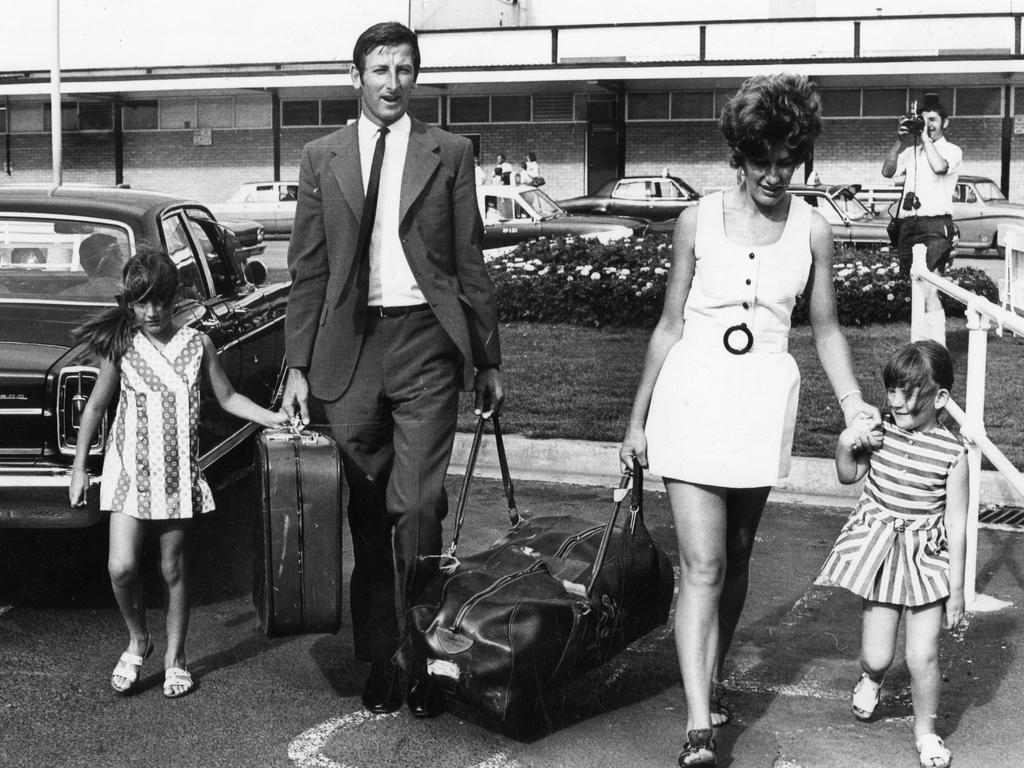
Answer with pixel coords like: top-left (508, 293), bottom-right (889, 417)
top-left (909, 241), bottom-right (1024, 611)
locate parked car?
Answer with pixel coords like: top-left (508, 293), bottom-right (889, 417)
top-left (788, 184), bottom-right (891, 247)
top-left (558, 175), bottom-right (701, 221)
top-left (478, 184), bottom-right (647, 255)
top-left (0, 185), bottom-right (288, 530)
top-left (209, 181), bottom-right (298, 236)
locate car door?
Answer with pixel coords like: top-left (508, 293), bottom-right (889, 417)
top-left (480, 191), bottom-right (543, 250)
top-left (648, 179), bottom-right (694, 221)
top-left (796, 193), bottom-right (854, 245)
top-left (607, 180), bottom-right (650, 218)
top-left (244, 184), bottom-right (279, 231)
top-left (951, 182), bottom-right (986, 249)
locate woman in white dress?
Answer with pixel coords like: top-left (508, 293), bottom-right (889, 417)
top-left (619, 74), bottom-right (880, 767)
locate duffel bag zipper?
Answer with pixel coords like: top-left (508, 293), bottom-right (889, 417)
top-left (451, 561), bottom-right (547, 631)
top-left (554, 524), bottom-right (603, 558)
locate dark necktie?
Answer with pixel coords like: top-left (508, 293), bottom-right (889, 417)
top-left (354, 126), bottom-right (389, 311)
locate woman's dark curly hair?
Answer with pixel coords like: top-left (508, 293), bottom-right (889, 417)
top-left (719, 73), bottom-right (822, 169)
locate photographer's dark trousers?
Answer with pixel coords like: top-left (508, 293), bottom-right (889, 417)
top-left (897, 214), bottom-right (955, 277)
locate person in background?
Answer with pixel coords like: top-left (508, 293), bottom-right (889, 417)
top-left (59, 233), bottom-right (125, 297)
top-left (473, 156), bottom-right (487, 186)
top-left (495, 153), bottom-right (513, 184)
top-left (881, 96), bottom-right (961, 346)
top-left (619, 73), bottom-right (880, 767)
top-left (525, 151), bottom-right (540, 185)
top-left (281, 21), bottom-right (503, 720)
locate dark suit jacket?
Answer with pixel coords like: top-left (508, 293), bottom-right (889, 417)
top-left (284, 117), bottom-right (501, 401)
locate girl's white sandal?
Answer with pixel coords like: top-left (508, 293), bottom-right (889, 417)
top-left (163, 667), bottom-right (194, 699)
top-left (851, 672), bottom-right (882, 720)
top-left (916, 733), bottom-right (951, 768)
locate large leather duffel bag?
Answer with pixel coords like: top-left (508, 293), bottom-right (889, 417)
top-left (396, 417), bottom-right (674, 731)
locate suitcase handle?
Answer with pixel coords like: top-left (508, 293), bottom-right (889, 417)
top-left (262, 424), bottom-right (323, 445)
top-left (447, 416), bottom-right (520, 561)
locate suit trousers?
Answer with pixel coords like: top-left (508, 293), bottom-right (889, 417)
top-left (319, 308), bottom-right (461, 662)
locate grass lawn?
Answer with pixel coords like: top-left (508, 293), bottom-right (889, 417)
top-left (458, 319), bottom-right (1024, 468)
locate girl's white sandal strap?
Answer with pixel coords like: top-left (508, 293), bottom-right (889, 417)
top-left (916, 733), bottom-right (951, 768)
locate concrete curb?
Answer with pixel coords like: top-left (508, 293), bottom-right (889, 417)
top-left (449, 431), bottom-right (1024, 508)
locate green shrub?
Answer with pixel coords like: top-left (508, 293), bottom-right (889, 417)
top-left (489, 236), bottom-right (1000, 327)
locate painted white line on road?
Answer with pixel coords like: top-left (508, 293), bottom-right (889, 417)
top-left (288, 710), bottom-right (399, 768)
top-left (288, 710), bottom-right (522, 768)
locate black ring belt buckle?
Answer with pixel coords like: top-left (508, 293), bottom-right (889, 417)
top-left (723, 323), bottom-right (754, 355)
top-left (374, 303), bottom-right (431, 318)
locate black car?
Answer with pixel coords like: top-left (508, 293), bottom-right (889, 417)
top-left (558, 175), bottom-right (701, 221)
top-left (0, 185), bottom-right (288, 529)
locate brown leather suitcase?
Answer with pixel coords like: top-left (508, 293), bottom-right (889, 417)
top-left (253, 427), bottom-right (343, 636)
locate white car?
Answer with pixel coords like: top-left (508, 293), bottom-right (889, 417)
top-left (210, 181), bottom-right (298, 236)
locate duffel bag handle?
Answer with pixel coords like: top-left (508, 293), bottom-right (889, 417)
top-left (585, 459), bottom-right (643, 598)
top-left (447, 416), bottom-right (520, 560)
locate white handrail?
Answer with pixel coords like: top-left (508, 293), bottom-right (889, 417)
top-left (909, 241), bottom-right (1023, 611)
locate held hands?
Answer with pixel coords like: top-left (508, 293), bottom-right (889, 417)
top-left (474, 367), bottom-right (504, 420)
top-left (841, 393), bottom-right (881, 431)
top-left (840, 416), bottom-right (883, 455)
top-left (619, 424), bottom-right (648, 473)
top-left (281, 368), bottom-right (310, 427)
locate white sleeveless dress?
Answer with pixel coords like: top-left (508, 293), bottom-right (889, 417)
top-left (100, 326), bottom-right (215, 519)
top-left (645, 191), bottom-right (813, 488)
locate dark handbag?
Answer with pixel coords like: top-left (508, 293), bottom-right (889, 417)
top-left (396, 417), bottom-right (674, 732)
top-left (529, 176), bottom-right (545, 187)
top-left (887, 215), bottom-right (901, 248)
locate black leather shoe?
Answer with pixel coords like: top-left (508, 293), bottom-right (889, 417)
top-left (406, 676), bottom-right (446, 719)
top-left (361, 661), bottom-right (403, 714)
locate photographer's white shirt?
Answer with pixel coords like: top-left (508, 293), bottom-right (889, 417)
top-left (895, 136), bottom-right (962, 217)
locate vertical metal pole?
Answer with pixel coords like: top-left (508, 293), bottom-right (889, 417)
top-left (50, 0), bottom-right (62, 187)
top-left (962, 304), bottom-right (990, 607)
top-left (910, 243), bottom-right (927, 340)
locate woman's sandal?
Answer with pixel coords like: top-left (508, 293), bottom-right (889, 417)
top-left (711, 682), bottom-right (732, 727)
top-left (916, 733), bottom-right (951, 768)
top-left (851, 672), bottom-right (883, 721)
top-left (110, 640), bottom-right (153, 694)
top-left (678, 728), bottom-right (716, 767)
top-left (163, 667), bottom-right (195, 699)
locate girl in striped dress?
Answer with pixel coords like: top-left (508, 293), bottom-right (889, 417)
top-left (69, 249), bottom-right (287, 698)
top-left (817, 340), bottom-right (968, 768)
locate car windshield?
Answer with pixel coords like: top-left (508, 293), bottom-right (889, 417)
top-left (973, 180), bottom-right (1006, 202)
top-left (0, 217), bottom-right (131, 303)
top-left (828, 189), bottom-right (874, 222)
top-left (520, 188), bottom-right (564, 219)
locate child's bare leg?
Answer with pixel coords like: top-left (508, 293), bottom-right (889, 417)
top-left (666, 480), bottom-right (727, 733)
top-left (159, 521), bottom-right (190, 672)
top-left (860, 599), bottom-right (901, 681)
top-left (905, 601), bottom-right (945, 739)
top-left (107, 511), bottom-right (149, 654)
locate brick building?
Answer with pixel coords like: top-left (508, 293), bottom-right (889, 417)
top-left (3, 7), bottom-right (1024, 211)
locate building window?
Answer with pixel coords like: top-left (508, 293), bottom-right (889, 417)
top-left (627, 92), bottom-right (670, 121)
top-left (862, 89), bottom-right (907, 117)
top-left (322, 100), bottom-right (358, 125)
top-left (124, 100), bottom-right (159, 130)
top-left (160, 99), bottom-right (196, 129)
top-left (532, 93), bottom-right (573, 122)
top-left (578, 93), bottom-right (617, 122)
top-left (78, 102), bottom-right (113, 131)
top-left (671, 91), bottom-right (714, 120)
top-left (450, 96), bottom-right (490, 123)
top-left (491, 95), bottom-right (531, 122)
top-left (42, 102), bottom-right (77, 132)
top-left (235, 96), bottom-right (271, 128)
top-left (954, 87), bottom-right (1001, 116)
top-left (281, 100), bottom-right (320, 127)
top-left (197, 98), bottom-right (234, 129)
top-left (0, 105), bottom-right (5, 133)
top-left (820, 90), bottom-right (860, 117)
top-left (9, 103), bottom-right (44, 133)
top-left (408, 97), bottom-right (439, 124)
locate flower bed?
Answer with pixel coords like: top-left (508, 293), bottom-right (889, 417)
top-left (488, 235), bottom-right (999, 327)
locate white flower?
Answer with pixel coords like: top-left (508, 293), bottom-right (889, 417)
top-left (861, 285), bottom-right (871, 292)
top-left (654, 267), bottom-right (666, 275)
top-left (886, 293), bottom-right (894, 300)
top-left (590, 272), bottom-right (601, 281)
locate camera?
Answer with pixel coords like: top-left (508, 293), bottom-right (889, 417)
top-left (901, 100), bottom-right (925, 136)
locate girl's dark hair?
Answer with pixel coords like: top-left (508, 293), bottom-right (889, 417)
top-left (719, 73), bottom-right (822, 169)
top-left (73, 246), bottom-right (179, 362)
top-left (883, 340), bottom-right (954, 409)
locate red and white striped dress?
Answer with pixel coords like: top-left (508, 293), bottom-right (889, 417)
top-left (99, 326), bottom-right (215, 520)
top-left (816, 417), bottom-right (965, 607)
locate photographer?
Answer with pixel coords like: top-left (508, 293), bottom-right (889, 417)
top-left (881, 96), bottom-right (962, 345)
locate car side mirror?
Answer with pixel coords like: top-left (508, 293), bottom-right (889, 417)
top-left (243, 258), bottom-right (268, 287)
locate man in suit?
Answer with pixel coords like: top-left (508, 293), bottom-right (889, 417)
top-left (281, 21), bottom-right (503, 719)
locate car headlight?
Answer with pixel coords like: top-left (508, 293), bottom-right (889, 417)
top-left (57, 366), bottom-right (106, 456)
top-left (256, 226), bottom-right (265, 242)
top-left (591, 226), bottom-right (633, 244)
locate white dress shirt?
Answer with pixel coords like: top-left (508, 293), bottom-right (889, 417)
top-left (357, 114), bottom-right (426, 307)
top-left (895, 136), bottom-right (962, 218)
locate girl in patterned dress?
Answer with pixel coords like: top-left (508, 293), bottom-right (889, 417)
top-left (817, 340), bottom-right (968, 768)
top-left (68, 249), bottom-right (287, 698)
